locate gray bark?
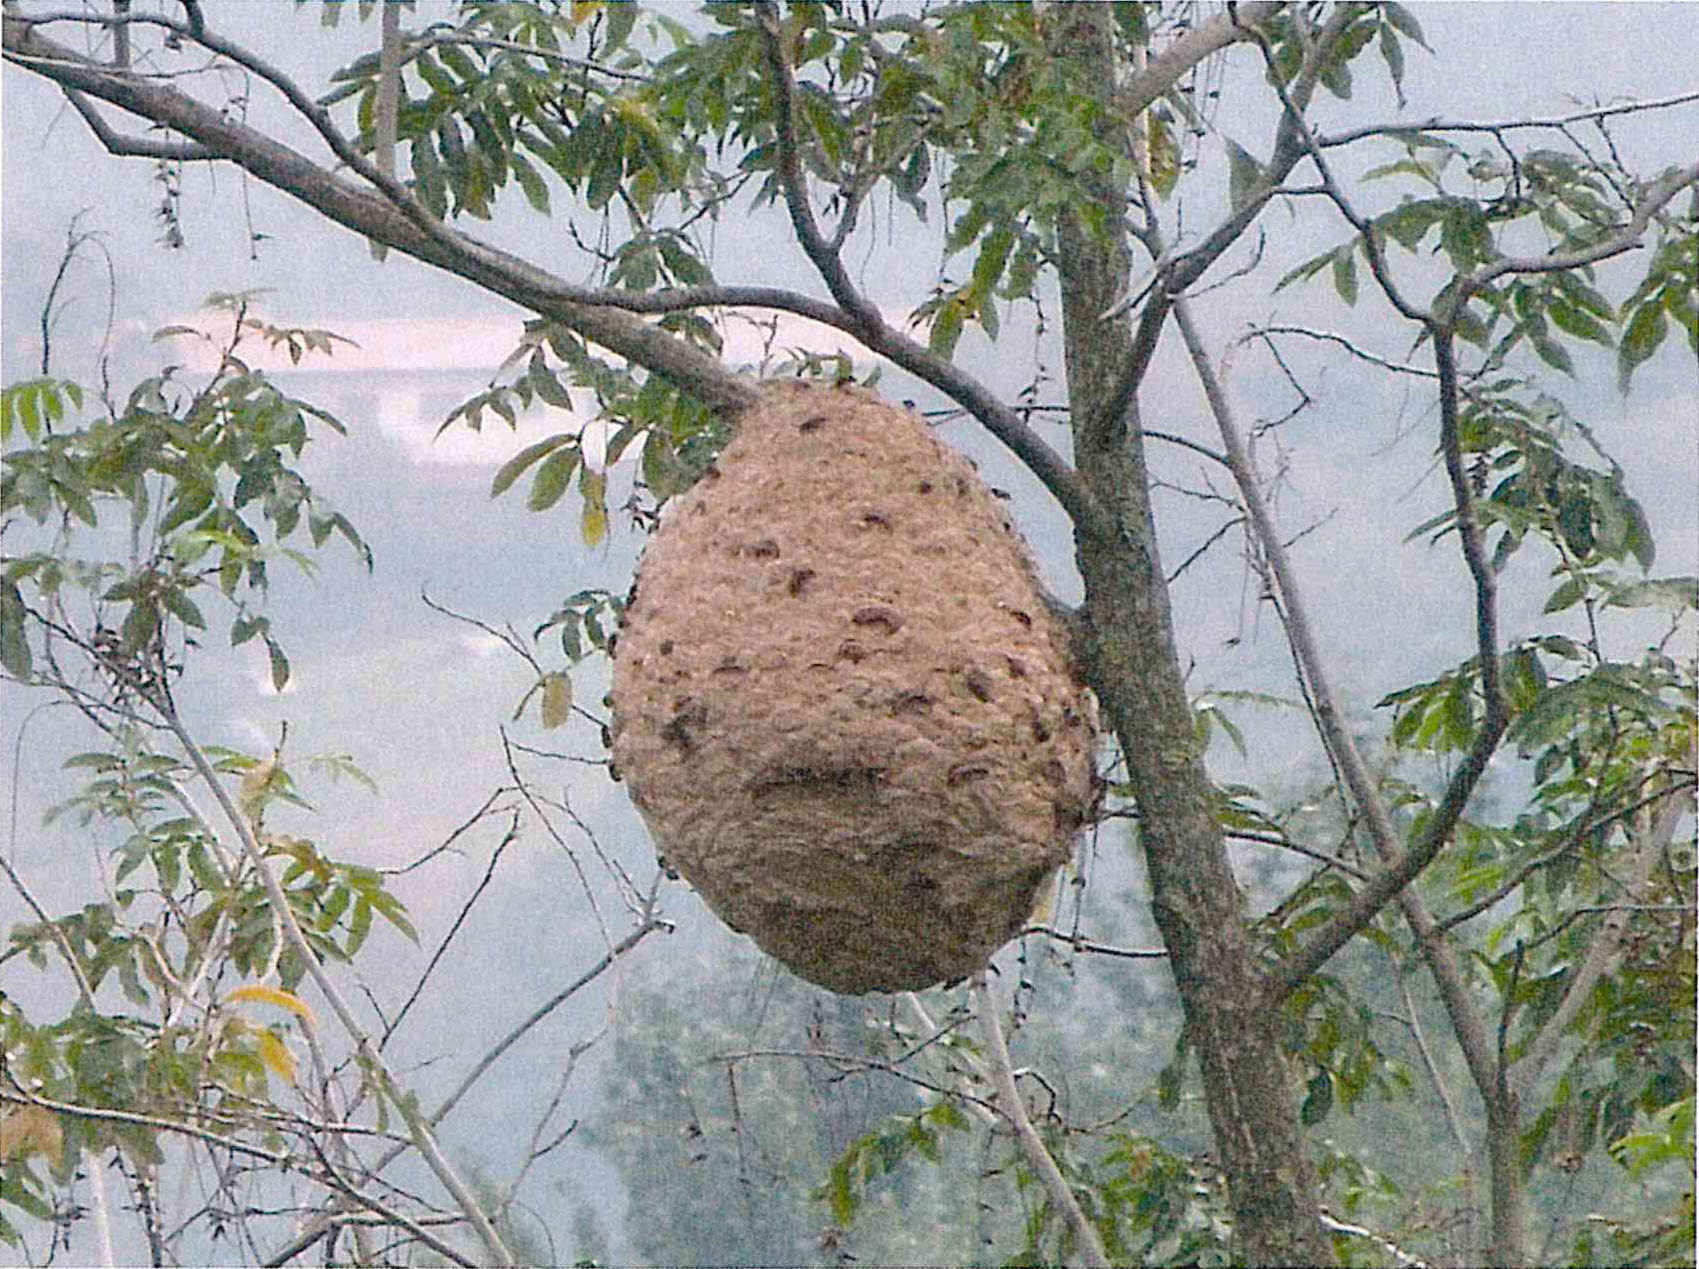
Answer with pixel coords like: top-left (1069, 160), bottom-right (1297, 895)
top-left (1042, 8), bottom-right (1331, 1265)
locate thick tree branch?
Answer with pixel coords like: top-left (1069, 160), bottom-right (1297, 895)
top-left (61, 86), bottom-right (212, 158)
top-left (3, 12), bottom-right (758, 414)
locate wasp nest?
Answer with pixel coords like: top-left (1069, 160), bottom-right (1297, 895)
top-left (610, 381), bottom-right (1096, 993)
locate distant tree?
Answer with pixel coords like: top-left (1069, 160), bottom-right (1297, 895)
top-left (4, 4), bottom-right (1693, 1266)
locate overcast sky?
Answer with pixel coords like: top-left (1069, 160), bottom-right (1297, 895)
top-left (3, 4), bottom-right (1696, 1263)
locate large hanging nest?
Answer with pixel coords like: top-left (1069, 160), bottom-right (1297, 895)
top-left (609, 381), bottom-right (1096, 994)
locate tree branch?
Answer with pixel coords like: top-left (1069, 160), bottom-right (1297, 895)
top-left (1509, 787), bottom-right (1691, 1104)
top-left (1455, 161), bottom-right (1699, 300)
top-left (60, 86), bottom-right (213, 158)
top-left (1271, 329), bottom-right (1511, 997)
top-left (2, 12), bottom-right (759, 414)
top-left (972, 973), bottom-right (1110, 1269)
top-left (1318, 90), bottom-right (1699, 148)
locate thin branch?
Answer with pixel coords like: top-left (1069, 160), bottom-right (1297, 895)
top-left (380, 810), bottom-right (523, 1050)
top-left (0, 1087), bottom-right (290, 1166)
top-left (365, 916), bottom-right (667, 1180)
top-left (1248, 324), bottom-right (1440, 379)
top-left (144, 694), bottom-right (515, 1265)
top-left (0, 849), bottom-right (98, 1007)
top-left (1019, 925), bottom-right (1168, 959)
top-left (973, 973), bottom-right (1109, 1269)
top-left (714, 1046), bottom-right (1001, 1122)
top-left (1271, 329), bottom-right (1511, 1000)
top-left (404, 30), bottom-right (647, 83)
top-left (1455, 161), bottom-right (1699, 299)
top-left (1509, 789), bottom-right (1690, 1104)
top-left (1318, 90), bottom-right (1699, 148)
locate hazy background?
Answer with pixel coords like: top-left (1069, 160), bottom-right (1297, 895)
top-left (3, 3), bottom-right (1695, 1263)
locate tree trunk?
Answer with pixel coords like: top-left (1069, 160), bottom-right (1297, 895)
top-left (1044, 8), bottom-right (1331, 1265)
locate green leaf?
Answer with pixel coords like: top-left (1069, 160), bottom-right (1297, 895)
top-left (1542, 576), bottom-right (1585, 614)
top-left (161, 587), bottom-right (207, 631)
top-left (493, 434), bottom-right (575, 500)
top-left (928, 295), bottom-right (966, 360)
top-left (526, 355), bottom-right (575, 410)
top-left (510, 150), bottom-right (552, 213)
top-left (1331, 244), bottom-right (1359, 306)
top-left (526, 446), bottom-right (581, 512)
top-left (1617, 300), bottom-right (1668, 393)
top-left (1530, 332), bottom-right (1575, 376)
top-left (263, 634), bottom-right (291, 691)
top-left (0, 579), bottom-right (32, 679)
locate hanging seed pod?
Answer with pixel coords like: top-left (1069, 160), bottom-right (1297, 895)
top-left (610, 381), bottom-right (1095, 993)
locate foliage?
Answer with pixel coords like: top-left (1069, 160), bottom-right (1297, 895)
top-left (3, 2), bottom-right (1694, 1265)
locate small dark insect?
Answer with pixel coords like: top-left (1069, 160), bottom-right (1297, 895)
top-left (861, 511), bottom-right (893, 530)
top-left (991, 487), bottom-right (1011, 501)
top-left (659, 639), bottom-right (675, 656)
top-left (742, 538), bottom-right (781, 559)
top-left (964, 669), bottom-right (994, 702)
top-left (798, 415), bottom-right (829, 433)
top-left (947, 763), bottom-right (991, 786)
top-left (1009, 609), bottom-right (1033, 628)
top-left (660, 698), bottom-right (708, 752)
top-left (787, 567), bottom-right (816, 596)
top-left (917, 481), bottom-right (934, 494)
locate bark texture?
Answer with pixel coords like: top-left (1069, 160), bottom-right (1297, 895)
top-left (1043, 8), bottom-right (1332, 1265)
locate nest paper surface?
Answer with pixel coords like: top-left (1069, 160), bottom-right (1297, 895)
top-left (610, 381), bottom-right (1096, 993)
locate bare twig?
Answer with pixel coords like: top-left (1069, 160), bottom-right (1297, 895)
top-left (1248, 325), bottom-right (1440, 380)
top-left (1318, 90), bottom-right (1699, 148)
top-left (1019, 925), bottom-right (1168, 959)
top-left (144, 696), bottom-right (515, 1264)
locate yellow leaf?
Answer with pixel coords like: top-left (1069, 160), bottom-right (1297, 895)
top-left (540, 672), bottom-right (574, 730)
top-left (228, 984), bottom-right (316, 1025)
top-left (580, 468), bottom-right (608, 547)
top-left (240, 753), bottom-right (282, 817)
top-left (570, 0), bottom-right (602, 28)
top-left (257, 1029), bottom-right (299, 1086)
top-left (0, 1103), bottom-right (64, 1166)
